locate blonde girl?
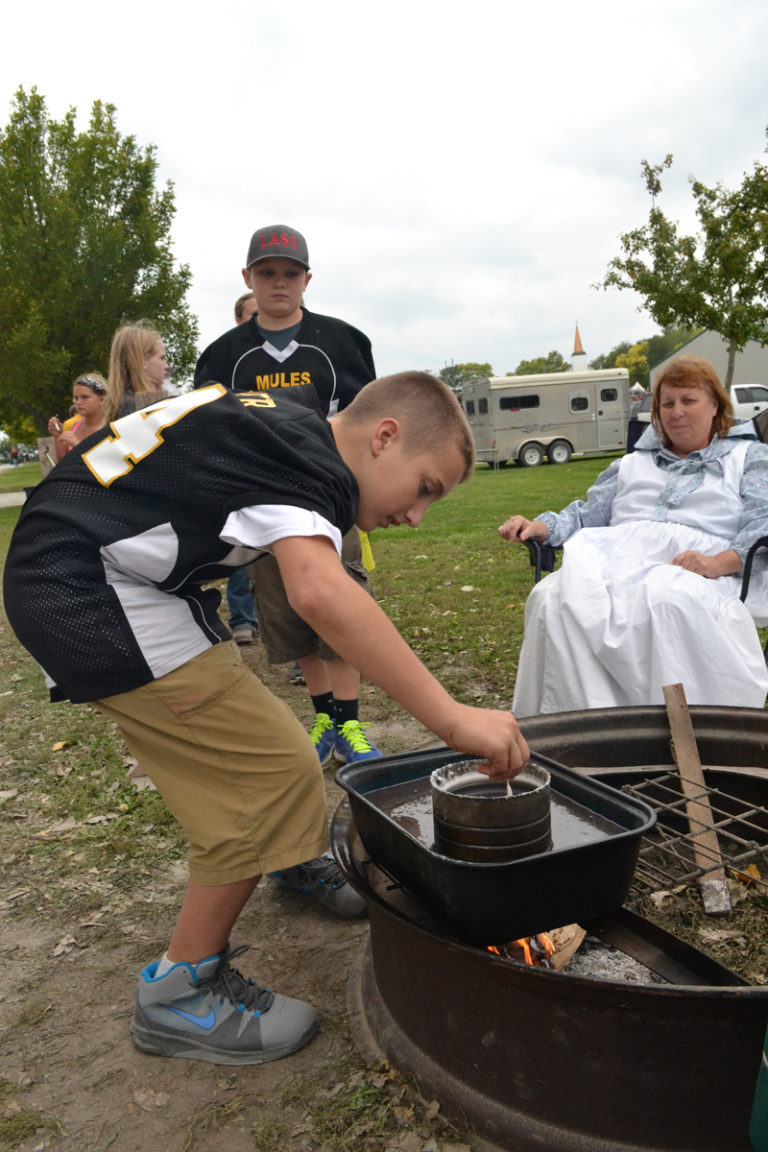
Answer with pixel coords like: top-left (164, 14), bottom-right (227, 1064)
top-left (108, 322), bottom-right (171, 416)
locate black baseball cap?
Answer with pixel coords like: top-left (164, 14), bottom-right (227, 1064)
top-left (246, 225), bottom-right (310, 270)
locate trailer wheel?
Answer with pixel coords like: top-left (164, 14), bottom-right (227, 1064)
top-left (518, 442), bottom-right (544, 468)
top-left (547, 440), bottom-right (572, 465)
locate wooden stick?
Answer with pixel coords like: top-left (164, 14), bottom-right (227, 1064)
top-left (663, 683), bottom-right (731, 915)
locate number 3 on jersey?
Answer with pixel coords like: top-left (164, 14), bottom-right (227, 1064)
top-left (83, 386), bottom-right (225, 487)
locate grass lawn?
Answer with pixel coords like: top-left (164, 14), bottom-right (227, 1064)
top-left (0, 461), bottom-right (41, 494)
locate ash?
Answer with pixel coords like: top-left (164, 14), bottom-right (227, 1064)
top-left (565, 935), bottom-right (666, 985)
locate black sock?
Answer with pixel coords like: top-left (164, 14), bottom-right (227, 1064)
top-left (311, 692), bottom-right (334, 717)
top-left (334, 698), bottom-right (359, 727)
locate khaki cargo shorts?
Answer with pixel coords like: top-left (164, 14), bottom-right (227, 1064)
top-left (249, 526), bottom-right (374, 664)
top-left (95, 643), bottom-right (328, 885)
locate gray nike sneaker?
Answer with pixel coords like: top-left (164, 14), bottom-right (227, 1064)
top-left (269, 852), bottom-right (368, 918)
top-left (130, 944), bottom-right (318, 1064)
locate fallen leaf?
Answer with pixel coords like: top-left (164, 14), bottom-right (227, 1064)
top-left (47, 816), bottom-right (79, 834)
top-left (390, 1133), bottom-right (421, 1152)
top-left (130, 774), bottom-right (156, 792)
top-left (132, 1089), bottom-right (169, 1111)
top-left (1, 887), bottom-right (31, 907)
top-left (51, 740), bottom-right (69, 751)
top-left (78, 911), bottom-right (104, 926)
top-left (699, 927), bottom-right (746, 945)
top-left (53, 934), bottom-right (76, 956)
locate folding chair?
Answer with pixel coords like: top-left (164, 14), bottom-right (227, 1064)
top-left (753, 409), bottom-right (768, 444)
top-left (524, 539), bottom-right (558, 583)
top-left (739, 534), bottom-right (768, 660)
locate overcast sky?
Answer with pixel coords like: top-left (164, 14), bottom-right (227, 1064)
top-left (4, 0), bottom-right (768, 380)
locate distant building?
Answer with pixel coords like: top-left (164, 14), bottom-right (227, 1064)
top-left (650, 331), bottom-right (768, 387)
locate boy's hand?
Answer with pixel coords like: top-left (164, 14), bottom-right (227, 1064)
top-left (442, 705), bottom-right (530, 781)
top-left (498, 515), bottom-right (548, 543)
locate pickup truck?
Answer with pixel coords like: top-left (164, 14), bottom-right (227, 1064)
top-left (729, 384), bottom-right (768, 421)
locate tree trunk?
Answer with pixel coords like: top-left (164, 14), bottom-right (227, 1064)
top-left (724, 343), bottom-right (737, 390)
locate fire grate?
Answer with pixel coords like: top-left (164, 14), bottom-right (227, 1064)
top-left (621, 769), bottom-right (768, 898)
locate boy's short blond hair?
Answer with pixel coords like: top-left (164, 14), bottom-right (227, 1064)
top-left (343, 371), bottom-right (475, 481)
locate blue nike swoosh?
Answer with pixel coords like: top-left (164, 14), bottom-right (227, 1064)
top-left (167, 1007), bottom-right (217, 1030)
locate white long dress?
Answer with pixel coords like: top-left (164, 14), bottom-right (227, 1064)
top-left (512, 439), bottom-right (768, 716)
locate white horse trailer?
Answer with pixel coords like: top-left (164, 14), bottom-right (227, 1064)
top-left (462, 369), bottom-right (630, 467)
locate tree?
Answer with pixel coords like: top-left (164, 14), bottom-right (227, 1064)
top-left (508, 350), bottom-right (570, 376)
top-left (0, 87), bottom-right (198, 438)
top-left (614, 341), bottom-right (649, 388)
top-left (589, 341), bottom-right (631, 370)
top-left (438, 362), bottom-right (493, 391)
top-left (645, 325), bottom-right (700, 367)
top-left (589, 327), bottom-right (697, 378)
top-left (598, 136), bottom-right (768, 389)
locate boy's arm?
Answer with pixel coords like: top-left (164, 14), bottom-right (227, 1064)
top-left (271, 535), bottom-right (529, 779)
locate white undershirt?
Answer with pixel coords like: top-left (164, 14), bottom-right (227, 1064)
top-left (220, 504), bottom-right (342, 556)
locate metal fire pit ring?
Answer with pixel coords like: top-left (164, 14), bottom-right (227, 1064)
top-left (336, 706), bottom-right (768, 1152)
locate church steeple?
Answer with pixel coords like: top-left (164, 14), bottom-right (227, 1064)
top-left (572, 324), bottom-right (588, 371)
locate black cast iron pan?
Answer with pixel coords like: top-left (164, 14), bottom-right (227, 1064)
top-left (334, 746), bottom-right (656, 946)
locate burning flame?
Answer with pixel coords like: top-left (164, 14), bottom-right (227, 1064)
top-left (488, 933), bottom-right (555, 967)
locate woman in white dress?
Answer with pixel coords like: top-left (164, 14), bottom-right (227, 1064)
top-left (499, 355), bottom-right (768, 716)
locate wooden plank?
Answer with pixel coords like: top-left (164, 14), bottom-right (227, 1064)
top-left (663, 683), bottom-right (732, 915)
top-left (37, 437), bottom-right (57, 479)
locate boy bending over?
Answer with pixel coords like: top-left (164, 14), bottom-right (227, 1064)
top-left (3, 371), bottom-right (529, 1067)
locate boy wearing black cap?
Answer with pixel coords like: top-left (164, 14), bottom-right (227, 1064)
top-left (195, 226), bottom-right (383, 815)
top-left (195, 225), bottom-right (373, 417)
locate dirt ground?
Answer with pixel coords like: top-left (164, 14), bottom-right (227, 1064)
top-left (0, 639), bottom-right (472, 1152)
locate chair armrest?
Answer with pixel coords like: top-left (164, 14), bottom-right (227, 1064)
top-left (740, 535), bottom-right (768, 601)
top-left (524, 540), bottom-right (559, 583)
